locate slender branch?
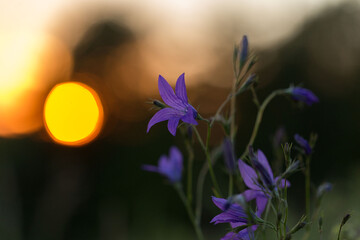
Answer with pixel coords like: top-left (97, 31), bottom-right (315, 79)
top-left (230, 77), bottom-right (237, 141)
top-left (174, 183), bottom-right (204, 240)
top-left (250, 86), bottom-right (260, 109)
top-left (193, 126), bottom-right (222, 197)
top-left (305, 156), bottom-right (311, 230)
top-left (195, 147), bottom-right (222, 225)
top-left (228, 174), bottom-right (233, 197)
top-left (210, 94), bottom-right (231, 127)
top-left (184, 138), bottom-right (194, 204)
top-left (240, 89), bottom-right (284, 159)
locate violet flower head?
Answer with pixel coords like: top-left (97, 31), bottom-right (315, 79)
top-left (316, 182), bottom-right (332, 199)
top-left (238, 149), bottom-right (290, 216)
top-left (142, 146), bottom-right (183, 183)
top-left (211, 197), bottom-right (256, 240)
top-left (239, 35), bottom-right (249, 64)
top-left (223, 138), bottom-right (236, 174)
top-left (294, 134), bottom-right (312, 155)
top-left (147, 73), bottom-right (198, 136)
top-left (289, 87), bottom-right (319, 106)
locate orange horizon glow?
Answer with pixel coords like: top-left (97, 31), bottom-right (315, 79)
top-left (44, 82), bottom-right (104, 146)
top-left (0, 31), bottom-right (72, 137)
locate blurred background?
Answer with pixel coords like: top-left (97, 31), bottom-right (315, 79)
top-left (1, 0), bottom-right (360, 239)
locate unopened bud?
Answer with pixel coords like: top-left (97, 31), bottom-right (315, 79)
top-left (341, 214), bottom-right (351, 227)
top-left (153, 100), bottom-right (166, 109)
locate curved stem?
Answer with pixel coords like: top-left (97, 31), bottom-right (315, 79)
top-left (240, 89), bottom-right (284, 159)
top-left (210, 94), bottom-right (231, 127)
top-left (228, 174), bottom-right (233, 197)
top-left (174, 183), bottom-right (204, 240)
top-left (195, 160), bottom-right (209, 225)
top-left (193, 125), bottom-right (222, 197)
top-left (184, 138), bottom-right (194, 204)
top-left (305, 156), bottom-right (311, 229)
top-left (230, 78), bottom-right (237, 141)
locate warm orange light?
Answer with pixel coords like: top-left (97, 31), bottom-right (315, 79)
top-left (44, 82), bottom-right (104, 146)
top-left (0, 31), bottom-right (72, 137)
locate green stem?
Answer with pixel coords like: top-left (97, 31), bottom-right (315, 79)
top-left (240, 89), bottom-right (284, 159)
top-left (337, 225), bottom-right (343, 240)
top-left (228, 174), bottom-right (233, 197)
top-left (250, 86), bottom-right (260, 109)
top-left (195, 161), bottom-right (208, 224)
top-left (230, 78), bottom-right (237, 141)
top-left (174, 183), bottom-right (204, 240)
top-left (184, 139), bottom-right (194, 204)
top-left (193, 125), bottom-right (222, 197)
top-left (283, 179), bottom-right (289, 236)
top-left (305, 156), bottom-right (311, 229)
top-left (210, 94), bottom-right (231, 127)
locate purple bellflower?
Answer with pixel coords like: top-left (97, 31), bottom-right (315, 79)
top-left (147, 73), bottom-right (198, 136)
top-left (142, 146), bottom-right (183, 183)
top-left (294, 134), bottom-right (312, 155)
top-left (211, 197), bottom-right (257, 240)
top-left (238, 149), bottom-right (290, 216)
top-left (288, 87), bottom-right (319, 106)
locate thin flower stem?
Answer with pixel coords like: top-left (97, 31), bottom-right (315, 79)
top-left (195, 161), bottom-right (208, 225)
top-left (305, 156), bottom-right (311, 229)
top-left (174, 183), bottom-right (204, 240)
top-left (195, 146), bottom-right (222, 225)
top-left (250, 86), bottom-right (260, 109)
top-left (228, 174), bottom-right (233, 197)
top-left (193, 127), bottom-right (206, 152)
top-left (262, 196), bottom-right (272, 231)
top-left (206, 124), bottom-right (222, 197)
top-left (192, 125), bottom-right (222, 197)
top-left (230, 77), bottom-right (237, 141)
top-left (210, 94), bottom-right (231, 127)
top-left (283, 180), bottom-right (289, 236)
top-left (240, 89), bottom-right (285, 159)
top-left (184, 138), bottom-right (194, 204)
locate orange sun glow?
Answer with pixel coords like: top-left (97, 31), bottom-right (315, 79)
top-left (44, 82), bottom-right (104, 146)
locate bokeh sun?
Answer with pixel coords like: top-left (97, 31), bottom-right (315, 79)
top-left (44, 82), bottom-right (104, 146)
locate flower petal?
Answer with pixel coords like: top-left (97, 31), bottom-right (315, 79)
top-left (275, 176), bottom-right (291, 188)
top-left (257, 150), bottom-right (274, 182)
top-left (242, 189), bottom-right (260, 201)
top-left (175, 73), bottom-right (188, 104)
top-left (294, 134), bottom-right (312, 155)
top-left (256, 195), bottom-right (268, 217)
top-left (291, 87), bottom-right (319, 105)
top-left (221, 232), bottom-right (239, 240)
top-left (210, 211), bottom-right (247, 225)
top-left (167, 118), bottom-right (180, 136)
top-left (158, 75), bottom-right (185, 110)
top-left (230, 221), bottom-right (246, 229)
top-left (237, 226), bottom-right (257, 240)
top-left (169, 146), bottom-right (183, 173)
top-left (147, 108), bottom-right (182, 133)
top-left (211, 197), bottom-right (248, 225)
top-left (181, 107), bottom-right (198, 125)
top-left (212, 196), bottom-right (227, 211)
top-left (158, 155), bottom-right (181, 183)
top-left (238, 159), bottom-right (261, 190)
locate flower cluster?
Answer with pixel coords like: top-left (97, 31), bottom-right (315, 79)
top-left (212, 148), bottom-right (290, 239)
top-left (141, 35), bottom-right (334, 240)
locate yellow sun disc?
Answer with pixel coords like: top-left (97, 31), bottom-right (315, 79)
top-left (44, 82), bottom-right (104, 146)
